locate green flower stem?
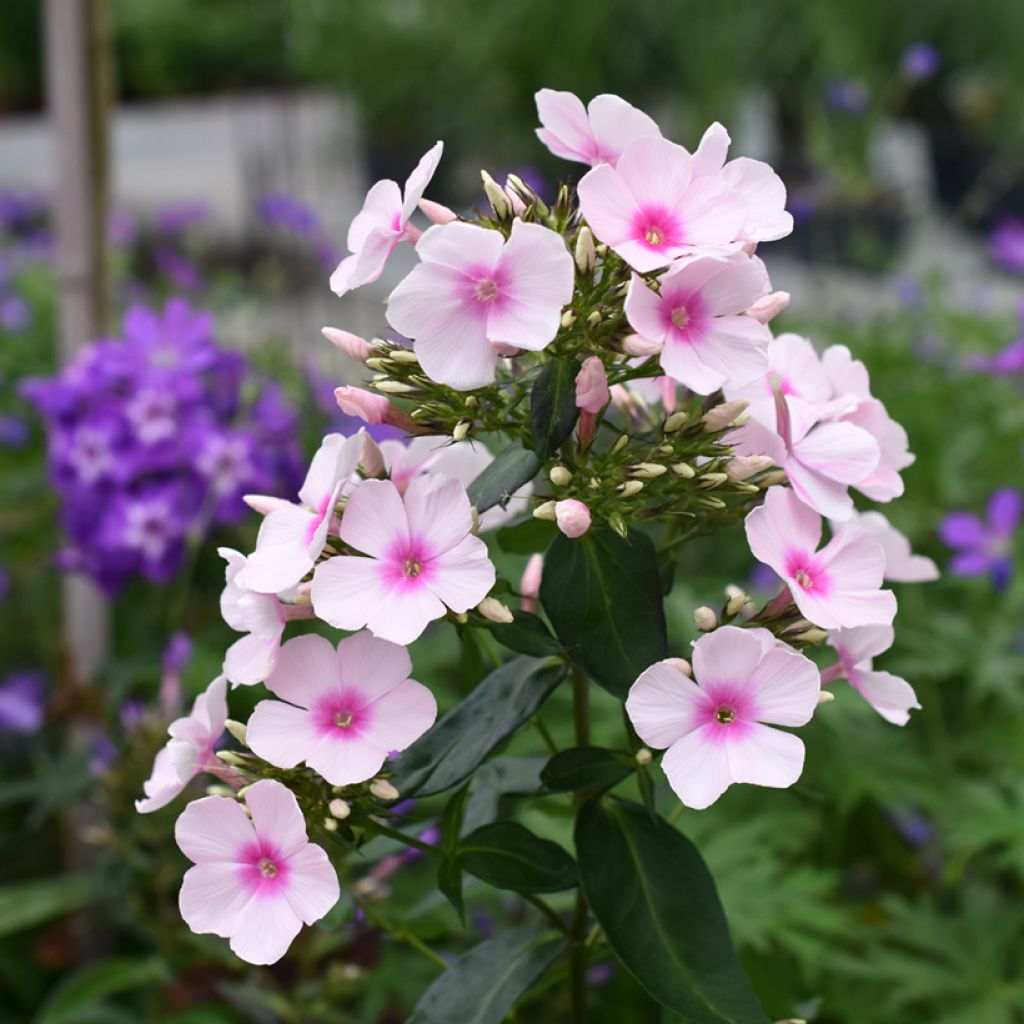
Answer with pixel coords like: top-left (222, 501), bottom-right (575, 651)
top-left (354, 896), bottom-right (449, 971)
top-left (570, 660), bottom-right (592, 1022)
top-left (365, 819), bottom-right (440, 856)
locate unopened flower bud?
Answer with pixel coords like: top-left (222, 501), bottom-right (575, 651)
top-left (389, 348), bottom-right (420, 365)
top-left (725, 591), bottom-right (750, 617)
top-left (374, 379), bottom-right (418, 395)
top-left (575, 356), bottom-right (609, 414)
top-left (452, 420), bottom-right (471, 442)
top-left (622, 333), bottom-right (663, 357)
top-left (617, 480), bottom-right (644, 498)
top-left (419, 198), bottom-right (458, 224)
top-left (369, 779), bottom-right (400, 802)
top-left (549, 465), bottom-right (573, 486)
top-left (631, 463), bottom-right (667, 479)
top-left (664, 657), bottom-right (692, 677)
top-left (671, 462), bottom-right (696, 478)
top-left (698, 472), bottom-right (729, 489)
top-left (575, 226), bottom-right (596, 274)
top-left (454, 611), bottom-right (469, 624)
top-left (586, 310), bottom-right (602, 329)
top-left (746, 290), bottom-right (791, 324)
top-left (793, 627), bottom-right (829, 645)
top-left (365, 356), bottom-right (393, 372)
top-left (532, 500), bottom-right (557, 521)
top-left (695, 495), bottom-right (727, 510)
top-left (595, 243), bottom-right (609, 257)
top-left (610, 434), bottom-right (630, 455)
top-left (503, 181), bottom-right (527, 215)
top-left (215, 750), bottom-right (247, 767)
top-left (206, 784), bottom-right (236, 799)
top-left (694, 606), bottom-right (718, 631)
top-left (635, 748), bottom-right (653, 766)
top-left (608, 511), bottom-right (628, 538)
top-left (225, 719), bottom-right (248, 747)
top-left (360, 435), bottom-right (386, 477)
top-left (323, 816), bottom-right (339, 832)
top-left (328, 798), bottom-right (351, 820)
top-left (725, 454), bottom-right (774, 482)
top-left (555, 499), bottom-right (592, 539)
top-left (816, 692), bottom-right (834, 707)
top-left (519, 553), bottom-right (543, 613)
top-left (760, 469), bottom-right (789, 487)
top-left (477, 596), bottom-right (514, 624)
top-left (481, 170), bottom-right (512, 218)
top-left (336, 386), bottom-right (393, 426)
top-left (560, 310), bottom-right (577, 329)
top-left (663, 411), bottom-right (689, 433)
top-left (703, 400), bottom-right (750, 432)
top-left (322, 326), bottom-right (372, 362)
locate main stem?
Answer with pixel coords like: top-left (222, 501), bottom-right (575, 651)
top-left (569, 661), bottom-right (590, 1022)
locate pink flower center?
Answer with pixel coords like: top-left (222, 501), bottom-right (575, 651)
top-left (258, 857), bottom-right (278, 878)
top-left (632, 205), bottom-right (685, 252)
top-left (696, 681), bottom-right (759, 737)
top-left (240, 841), bottom-right (290, 895)
top-left (334, 710), bottom-right (354, 728)
top-left (670, 307), bottom-right (690, 329)
top-left (314, 689), bottom-right (372, 739)
top-left (714, 706), bottom-right (737, 724)
top-left (382, 536), bottom-right (437, 591)
top-left (475, 278), bottom-right (499, 302)
top-left (403, 558), bottom-right (423, 577)
top-left (786, 552), bottom-right (829, 595)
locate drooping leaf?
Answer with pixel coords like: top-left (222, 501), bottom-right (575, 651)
top-left (438, 786), bottom-right (470, 922)
top-left (468, 445), bottom-right (542, 514)
top-left (541, 746), bottom-right (634, 796)
top-left (462, 756), bottom-right (547, 836)
top-left (531, 356), bottom-right (581, 459)
top-left (576, 799), bottom-right (769, 1023)
top-left (541, 526), bottom-right (667, 698)
top-left (408, 927), bottom-right (565, 1024)
top-left (489, 611), bottom-right (564, 657)
top-left (0, 874), bottom-right (95, 939)
top-left (390, 657), bottom-right (565, 797)
top-left (459, 821), bottom-right (577, 893)
top-left (35, 957), bottom-right (166, 1024)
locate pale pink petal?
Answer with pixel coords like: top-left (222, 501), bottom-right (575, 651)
top-left (413, 221), bottom-right (504, 272)
top-left (359, 678), bottom-right (437, 752)
top-left (335, 386), bottom-right (392, 426)
top-left (616, 136), bottom-right (693, 210)
top-left (336, 630), bottom-right (413, 696)
top-left (747, 645), bottom-right (820, 726)
top-left (727, 418), bottom-right (787, 466)
top-left (339, 479), bottom-right (409, 558)
top-left (770, 333), bottom-right (832, 403)
top-left (306, 732), bottom-right (390, 787)
top-left (624, 274), bottom-right (668, 342)
top-left (247, 700), bottom-right (321, 769)
top-left (347, 179), bottom-right (402, 252)
top-left (697, 255), bottom-right (770, 315)
top-left (136, 746), bottom-right (186, 813)
top-left (179, 863), bottom-right (254, 938)
top-left (692, 316), bottom-right (771, 389)
top-left (675, 176), bottom-right (747, 245)
top-left (244, 505), bottom-right (318, 593)
top-left (725, 723), bottom-right (805, 789)
top-left (819, 531), bottom-right (887, 593)
top-left (691, 122), bottom-right (730, 177)
top-left (691, 626), bottom-right (765, 691)
top-left (424, 534), bottom-right (496, 613)
top-left (534, 88), bottom-right (594, 163)
top-left (402, 474), bottom-right (473, 558)
top-left (299, 432), bottom-right (363, 510)
top-left (175, 795), bottom-right (254, 864)
top-left (785, 459), bottom-right (856, 521)
top-left (613, 238), bottom-right (676, 273)
top-left (625, 661), bottom-right (708, 749)
top-left (366, 583), bottom-right (447, 645)
top-left (264, 634), bottom-right (343, 707)
top-left (576, 164), bottom-right (639, 247)
top-left (245, 779), bottom-right (309, 859)
top-left (416, 316), bottom-right (498, 390)
top-left (850, 669), bottom-right (920, 726)
top-left (281, 843), bottom-right (340, 925)
top-left (196, 675), bottom-right (228, 735)
top-left (311, 556), bottom-right (392, 632)
top-left (401, 141), bottom-right (444, 223)
top-left (660, 335), bottom-right (728, 394)
top-left (830, 624), bottom-right (894, 667)
top-left (661, 725), bottom-right (732, 810)
top-left (329, 228), bottom-right (397, 296)
top-left (821, 345), bottom-right (871, 399)
top-left (721, 157), bottom-right (793, 241)
top-left (586, 93), bottom-right (661, 162)
top-left (218, 548), bottom-right (249, 631)
top-left (792, 422), bottom-right (879, 485)
top-left (229, 894), bottom-right (303, 965)
top-left (745, 486), bottom-right (822, 571)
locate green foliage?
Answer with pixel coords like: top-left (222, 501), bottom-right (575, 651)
top-left (459, 821), bottom-right (577, 893)
top-left (530, 356), bottom-right (581, 460)
top-left (0, 875), bottom-right (96, 940)
top-left (540, 746), bottom-right (635, 796)
top-left (467, 445), bottom-right (543, 515)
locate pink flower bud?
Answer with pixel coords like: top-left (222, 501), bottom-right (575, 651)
top-left (335, 386), bottom-right (391, 425)
top-left (504, 181), bottom-right (527, 215)
top-left (360, 435), bottom-right (386, 477)
top-left (746, 290), bottom-right (791, 325)
top-left (519, 553), bottom-right (543, 613)
top-left (554, 499), bottom-right (591, 539)
top-left (321, 326), bottom-right (371, 362)
top-left (243, 493), bottom-right (292, 516)
top-left (622, 333), bottom-right (663, 357)
top-left (575, 356), bottom-right (610, 414)
top-left (418, 198), bottom-right (458, 224)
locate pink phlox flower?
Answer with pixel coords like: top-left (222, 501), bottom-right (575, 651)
top-left (554, 499), bottom-right (592, 539)
top-left (244, 431), bottom-right (364, 594)
top-left (835, 511), bottom-right (939, 583)
top-left (311, 474), bottom-right (496, 645)
top-left (246, 632), bottom-right (436, 786)
top-left (689, 121), bottom-right (794, 244)
top-left (826, 624), bottom-right (921, 725)
top-left (329, 142), bottom-right (443, 297)
top-left (626, 626), bottom-right (820, 809)
top-left (534, 88), bottom-right (661, 166)
top-left (176, 779), bottom-right (340, 964)
top-left (577, 134), bottom-right (748, 272)
top-left (386, 220), bottom-right (574, 390)
top-left (744, 486), bottom-right (897, 629)
top-left (334, 385), bottom-right (414, 431)
top-left (624, 253), bottom-right (771, 394)
top-left (137, 676), bottom-right (227, 813)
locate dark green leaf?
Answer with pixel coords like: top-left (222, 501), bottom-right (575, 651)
top-left (576, 800), bottom-right (769, 1023)
top-left (0, 875), bottom-right (95, 939)
top-left (36, 957), bottom-right (166, 1024)
top-left (460, 821), bottom-right (577, 893)
top-left (408, 927), bottom-right (565, 1024)
top-left (438, 786), bottom-right (470, 922)
top-left (541, 526), bottom-right (667, 698)
top-left (496, 517), bottom-right (555, 554)
top-left (468, 445), bottom-right (542, 514)
top-left (541, 746), bottom-right (634, 796)
top-left (530, 356), bottom-right (581, 459)
top-left (390, 657), bottom-right (565, 797)
top-left (462, 756), bottom-right (546, 836)
top-left (489, 611), bottom-right (564, 657)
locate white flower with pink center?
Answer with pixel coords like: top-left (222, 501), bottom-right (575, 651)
top-left (176, 779), bottom-right (339, 965)
top-left (246, 632), bottom-right (436, 786)
top-left (329, 142), bottom-right (443, 297)
top-left (744, 487), bottom-right (897, 629)
top-left (626, 626), bottom-right (820, 810)
top-left (243, 430), bottom-right (364, 595)
top-left (576, 134), bottom-right (748, 273)
top-left (624, 254), bottom-right (771, 394)
top-left (534, 88), bottom-right (661, 166)
top-left (311, 474), bottom-right (496, 645)
top-left (137, 676), bottom-right (227, 813)
top-left (825, 624), bottom-right (921, 725)
top-left (386, 221), bottom-right (574, 390)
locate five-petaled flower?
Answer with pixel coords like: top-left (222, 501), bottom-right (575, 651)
top-left (939, 488), bottom-right (1021, 589)
top-left (825, 625), bottom-right (920, 726)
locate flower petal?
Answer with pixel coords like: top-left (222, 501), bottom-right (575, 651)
top-left (179, 862), bottom-right (254, 938)
top-left (626, 660), bottom-right (708, 749)
top-left (340, 479), bottom-right (409, 558)
top-left (424, 534), bottom-right (496, 613)
top-left (745, 486), bottom-right (822, 573)
top-left (725, 722), bottom-right (805, 790)
top-left (661, 725), bottom-right (732, 810)
top-left (850, 669), bottom-right (920, 726)
top-left (336, 631), bottom-right (413, 697)
top-left (359, 678), bottom-right (437, 753)
top-left (175, 795), bottom-right (255, 864)
top-left (282, 843), bottom-right (341, 925)
top-left (312, 555), bottom-right (391, 632)
top-left (265, 634), bottom-right (342, 708)
top-left (306, 732), bottom-right (390, 787)
top-left (747, 644), bottom-right (820, 726)
top-left (229, 893), bottom-right (303, 965)
top-left (247, 700), bottom-right (321, 769)
top-left (245, 779), bottom-right (309, 859)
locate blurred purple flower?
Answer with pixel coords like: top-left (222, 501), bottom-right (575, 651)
top-left (89, 734), bottom-right (118, 776)
top-left (162, 631), bottom-right (193, 677)
top-left (155, 200), bottom-right (210, 235)
top-left (256, 193), bottom-right (319, 235)
top-left (0, 293), bottom-right (32, 333)
top-left (586, 963), bottom-right (616, 987)
top-left (108, 208), bottom-right (138, 248)
top-left (990, 218), bottom-right (1024, 274)
top-left (894, 274), bottom-right (923, 309)
top-left (969, 338), bottom-right (1024, 375)
top-left (900, 42), bottom-right (941, 82)
top-left (939, 488), bottom-right (1021, 589)
top-left (154, 245), bottom-right (202, 292)
top-left (0, 413), bottom-right (29, 448)
top-left (884, 805), bottom-right (935, 848)
top-left (0, 671), bottom-right (46, 734)
top-left (120, 698), bottom-right (147, 735)
top-left (825, 79), bottom-right (869, 116)
top-left (0, 564), bottom-right (8, 601)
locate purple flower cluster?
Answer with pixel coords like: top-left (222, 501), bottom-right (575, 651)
top-left (0, 671), bottom-right (45, 734)
top-left (22, 299), bottom-right (304, 594)
top-left (940, 488), bottom-right (1021, 589)
top-left (255, 193), bottom-right (340, 269)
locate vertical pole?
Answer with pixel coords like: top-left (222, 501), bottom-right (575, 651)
top-left (43, 0), bottom-right (113, 687)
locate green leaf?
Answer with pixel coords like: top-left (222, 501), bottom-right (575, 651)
top-left (495, 517), bottom-right (555, 554)
top-left (438, 786), bottom-right (470, 922)
top-left (408, 926), bottom-right (565, 1024)
top-left (468, 445), bottom-right (542, 514)
top-left (390, 657), bottom-right (566, 797)
top-left (488, 611), bottom-right (564, 657)
top-left (35, 957), bottom-right (166, 1024)
top-left (541, 526), bottom-right (667, 698)
top-left (541, 746), bottom-right (634, 796)
top-left (459, 821), bottom-right (577, 893)
top-left (530, 356), bottom-right (580, 459)
top-left (462, 756), bottom-right (546, 836)
top-left (576, 800), bottom-right (769, 1023)
top-left (0, 874), bottom-right (95, 939)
